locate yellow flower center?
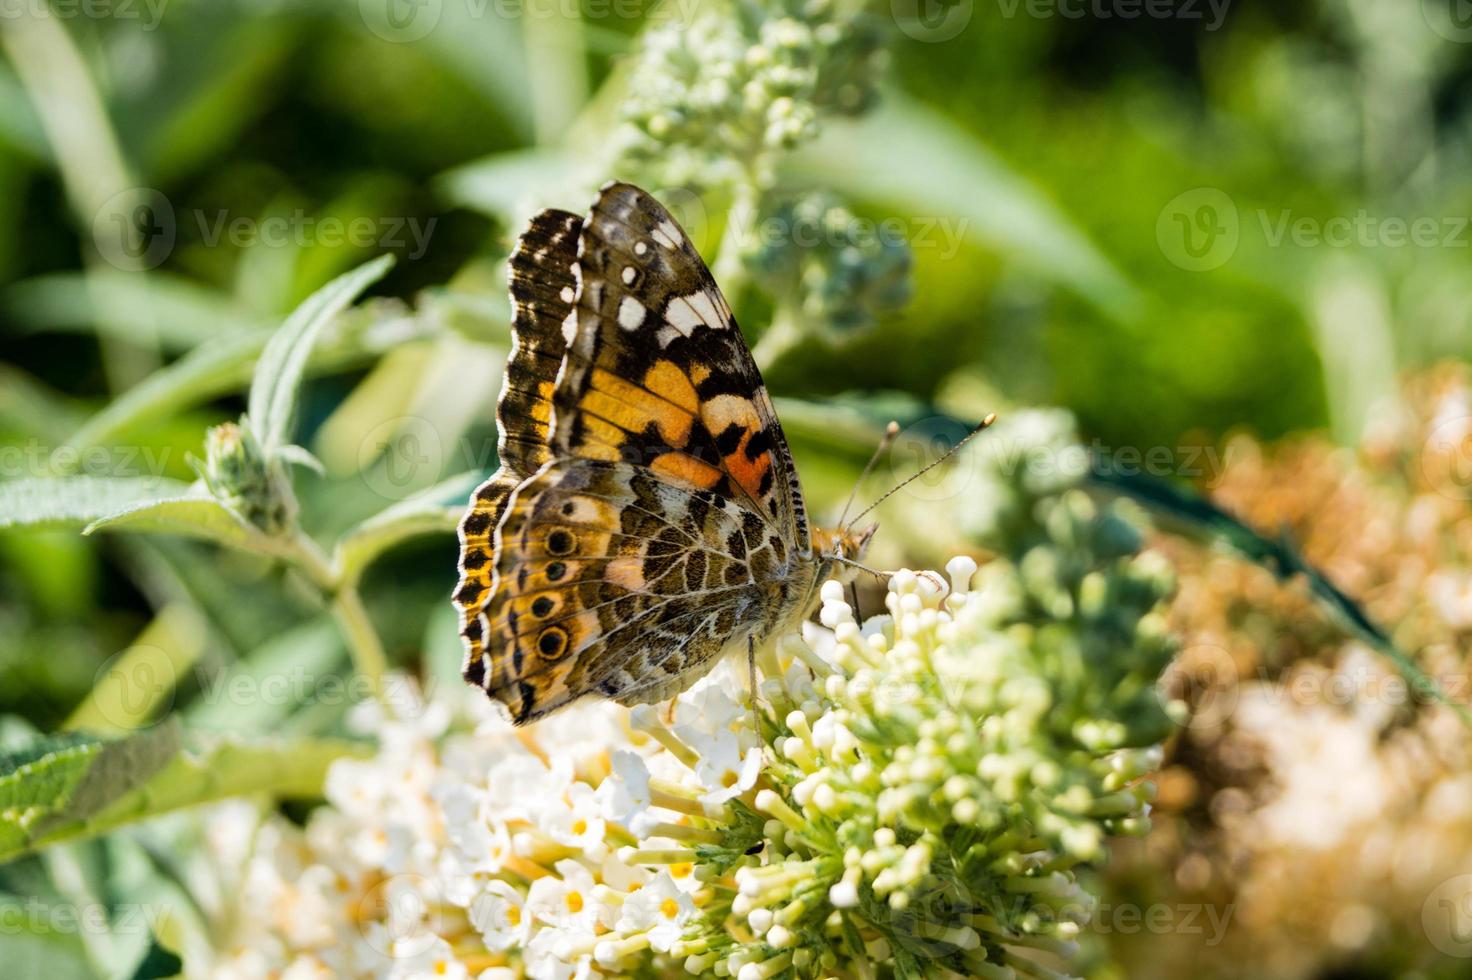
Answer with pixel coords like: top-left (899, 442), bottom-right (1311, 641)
top-left (670, 862), bottom-right (693, 880)
top-left (721, 770), bottom-right (739, 788)
top-left (566, 891), bottom-right (585, 914)
top-left (506, 905), bottom-right (522, 927)
top-left (572, 819), bottom-right (588, 835)
top-left (660, 897), bottom-right (680, 919)
top-left (434, 961), bottom-right (449, 976)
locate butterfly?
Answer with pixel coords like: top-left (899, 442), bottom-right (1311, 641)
top-left (453, 182), bottom-right (877, 725)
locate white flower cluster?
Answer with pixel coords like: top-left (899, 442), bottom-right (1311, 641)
top-left (196, 557), bottom-right (1167, 979)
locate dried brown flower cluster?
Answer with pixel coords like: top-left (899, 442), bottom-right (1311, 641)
top-left (1105, 364), bottom-right (1472, 980)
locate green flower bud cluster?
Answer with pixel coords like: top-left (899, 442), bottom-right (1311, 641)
top-left (617, 0), bottom-right (888, 188)
top-left (633, 549), bottom-right (1174, 979)
top-left (191, 420), bottom-right (297, 535)
top-left (741, 191), bottom-right (912, 335)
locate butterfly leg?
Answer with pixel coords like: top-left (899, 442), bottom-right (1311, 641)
top-left (747, 634), bottom-right (764, 734)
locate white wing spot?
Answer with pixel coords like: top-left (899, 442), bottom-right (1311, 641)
top-left (664, 296), bottom-right (703, 336)
top-left (561, 309), bottom-right (578, 344)
top-left (663, 289), bottom-right (725, 337)
top-left (617, 295), bottom-right (646, 331)
top-left (651, 221), bottom-right (682, 250)
top-left (560, 286), bottom-right (575, 304)
top-left (622, 266), bottom-right (636, 285)
top-left (634, 241), bottom-right (649, 256)
top-left (687, 289), bottom-right (724, 329)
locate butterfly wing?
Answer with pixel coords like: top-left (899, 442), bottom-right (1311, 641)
top-left (476, 458), bottom-right (790, 723)
top-left (466, 184), bottom-right (820, 723)
top-left (455, 208), bottom-right (582, 685)
top-left (552, 182), bottom-right (811, 545)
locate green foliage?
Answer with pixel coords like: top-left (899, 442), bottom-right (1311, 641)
top-left (0, 718), bottom-right (364, 864)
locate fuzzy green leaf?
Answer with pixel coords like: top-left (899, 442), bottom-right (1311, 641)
top-left (0, 723), bottom-right (366, 864)
top-left (0, 476), bottom-right (194, 531)
top-left (0, 724), bottom-right (180, 865)
top-left (82, 494), bottom-right (288, 559)
top-left (247, 254), bottom-right (394, 452)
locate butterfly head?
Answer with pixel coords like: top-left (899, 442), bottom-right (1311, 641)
top-left (814, 521), bottom-right (878, 566)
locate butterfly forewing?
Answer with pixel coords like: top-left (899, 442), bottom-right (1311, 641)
top-left (553, 183), bottom-right (810, 545)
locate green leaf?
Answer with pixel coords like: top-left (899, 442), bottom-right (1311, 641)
top-left (63, 330), bottom-right (271, 454)
top-left (5, 271), bottom-right (262, 352)
top-left (333, 470), bottom-right (482, 584)
top-left (127, 942), bottom-right (183, 980)
top-left (247, 254), bottom-right (394, 453)
top-left (0, 724), bottom-right (180, 863)
top-left (787, 91), bottom-right (1143, 324)
top-left (63, 295), bottom-right (435, 454)
top-left (0, 477), bottom-right (194, 531)
top-left (437, 147), bottom-right (575, 220)
top-left (66, 606), bottom-right (210, 735)
top-left (82, 494), bottom-right (289, 560)
top-left (0, 723), bottom-right (366, 864)
top-left (185, 618), bottom-right (346, 734)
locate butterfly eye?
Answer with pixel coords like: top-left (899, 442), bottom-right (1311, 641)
top-left (546, 530), bottom-right (577, 555)
top-left (545, 561), bottom-right (568, 581)
top-left (531, 596), bottom-right (556, 617)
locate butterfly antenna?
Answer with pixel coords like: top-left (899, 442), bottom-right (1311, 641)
top-left (837, 420), bottom-right (900, 529)
top-left (845, 413), bottom-right (998, 528)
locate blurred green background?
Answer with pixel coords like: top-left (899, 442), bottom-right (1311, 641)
top-left (1, 0), bottom-right (1470, 781)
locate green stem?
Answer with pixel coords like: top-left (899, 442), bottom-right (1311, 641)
top-left (286, 531), bottom-right (388, 693)
top-left (751, 306), bottom-right (804, 373)
top-left (712, 179), bottom-right (759, 299)
top-left (331, 589), bottom-right (389, 694)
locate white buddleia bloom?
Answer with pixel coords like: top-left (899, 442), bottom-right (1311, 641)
top-left (206, 511), bottom-right (1175, 980)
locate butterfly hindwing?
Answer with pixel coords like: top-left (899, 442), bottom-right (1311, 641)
top-left (551, 182), bottom-right (811, 547)
top-left (481, 459), bottom-right (790, 724)
top-left (456, 209), bottom-right (582, 686)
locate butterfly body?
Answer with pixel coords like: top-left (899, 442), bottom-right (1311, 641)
top-left (454, 183), bottom-right (872, 724)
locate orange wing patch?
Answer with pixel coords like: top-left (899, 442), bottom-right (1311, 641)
top-left (702, 395), bottom-right (772, 503)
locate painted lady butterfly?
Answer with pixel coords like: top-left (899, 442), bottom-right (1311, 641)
top-left (454, 183), bottom-right (876, 724)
